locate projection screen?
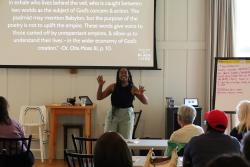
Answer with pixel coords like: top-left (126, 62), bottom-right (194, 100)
top-left (0, 0), bottom-right (157, 69)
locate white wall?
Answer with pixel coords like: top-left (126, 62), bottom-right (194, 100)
top-left (0, 0), bottom-right (207, 159)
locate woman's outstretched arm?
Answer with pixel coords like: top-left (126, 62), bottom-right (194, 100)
top-left (133, 85), bottom-right (149, 104)
top-left (96, 75), bottom-right (114, 100)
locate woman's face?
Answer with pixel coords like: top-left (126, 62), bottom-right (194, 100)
top-left (119, 68), bottom-right (129, 83)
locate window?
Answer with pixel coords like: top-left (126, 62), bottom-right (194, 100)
top-left (235, 0), bottom-right (250, 57)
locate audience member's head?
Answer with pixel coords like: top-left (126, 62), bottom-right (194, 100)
top-left (94, 132), bottom-right (132, 167)
top-left (205, 109), bottom-right (228, 133)
top-left (242, 131), bottom-right (250, 162)
top-left (177, 105), bottom-right (197, 127)
top-left (206, 154), bottom-right (250, 167)
top-left (236, 100), bottom-right (250, 132)
top-left (0, 96), bottom-right (11, 125)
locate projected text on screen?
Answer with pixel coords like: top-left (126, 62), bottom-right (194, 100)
top-left (0, 0), bottom-right (155, 68)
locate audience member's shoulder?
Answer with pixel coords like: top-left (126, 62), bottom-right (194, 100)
top-left (194, 125), bottom-right (204, 132)
top-left (193, 124), bottom-right (203, 129)
top-left (230, 127), bottom-right (238, 135)
top-left (188, 133), bottom-right (205, 143)
top-left (10, 118), bottom-right (19, 124)
top-left (10, 119), bottom-right (22, 127)
top-left (229, 135), bottom-right (241, 143)
top-left (169, 130), bottom-right (179, 140)
top-left (226, 135), bottom-right (241, 148)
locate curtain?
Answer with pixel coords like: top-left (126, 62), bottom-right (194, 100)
top-left (206, 0), bottom-right (236, 133)
top-left (206, 0), bottom-right (235, 110)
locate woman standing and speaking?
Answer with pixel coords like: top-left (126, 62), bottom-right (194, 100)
top-left (97, 67), bottom-right (148, 139)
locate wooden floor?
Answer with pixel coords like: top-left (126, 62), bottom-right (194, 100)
top-left (34, 160), bottom-right (67, 167)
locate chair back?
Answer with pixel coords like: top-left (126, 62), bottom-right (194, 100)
top-left (133, 110), bottom-right (142, 139)
top-left (65, 150), bottom-right (94, 167)
top-left (0, 135), bottom-right (33, 167)
top-left (19, 105), bottom-right (47, 126)
top-left (72, 134), bottom-right (97, 154)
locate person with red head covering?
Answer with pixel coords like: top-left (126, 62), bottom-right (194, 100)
top-left (183, 109), bottom-right (241, 167)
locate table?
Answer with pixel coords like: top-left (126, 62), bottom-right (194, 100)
top-left (126, 139), bottom-right (168, 150)
top-left (133, 156), bottom-right (146, 167)
top-left (46, 104), bottom-right (96, 162)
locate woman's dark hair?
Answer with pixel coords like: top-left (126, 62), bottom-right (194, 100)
top-left (116, 67), bottom-right (133, 87)
top-left (242, 131), bottom-right (250, 162)
top-left (94, 132), bottom-right (133, 167)
top-left (206, 154), bottom-right (250, 167)
top-left (0, 96), bottom-right (11, 125)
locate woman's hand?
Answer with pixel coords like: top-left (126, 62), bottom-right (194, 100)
top-left (138, 85), bottom-right (146, 95)
top-left (134, 85), bottom-right (146, 95)
top-left (96, 76), bottom-right (113, 100)
top-left (133, 85), bottom-right (148, 104)
top-left (97, 75), bottom-right (105, 86)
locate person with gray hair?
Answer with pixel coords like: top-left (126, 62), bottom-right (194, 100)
top-left (170, 105), bottom-right (204, 143)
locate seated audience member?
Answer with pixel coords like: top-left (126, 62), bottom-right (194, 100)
top-left (183, 109), bottom-right (241, 167)
top-left (166, 105), bottom-right (204, 156)
top-left (230, 100), bottom-right (250, 142)
top-left (205, 154), bottom-right (250, 167)
top-left (242, 131), bottom-right (250, 163)
top-left (94, 131), bottom-right (132, 167)
top-left (0, 96), bottom-right (34, 167)
top-left (170, 105), bottom-right (204, 143)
